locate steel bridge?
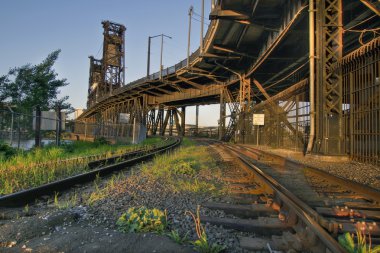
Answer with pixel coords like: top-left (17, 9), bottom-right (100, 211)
top-left (76, 0), bottom-right (380, 165)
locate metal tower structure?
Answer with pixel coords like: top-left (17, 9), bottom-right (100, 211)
top-left (87, 56), bottom-right (102, 108)
top-left (101, 21), bottom-right (126, 96)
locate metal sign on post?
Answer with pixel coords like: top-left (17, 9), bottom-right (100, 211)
top-left (253, 114), bottom-right (265, 126)
top-left (33, 111), bottom-right (66, 130)
top-left (119, 113), bottom-right (130, 124)
top-left (253, 114), bottom-right (265, 146)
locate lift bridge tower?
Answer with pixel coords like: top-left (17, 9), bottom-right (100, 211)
top-left (87, 21), bottom-right (126, 107)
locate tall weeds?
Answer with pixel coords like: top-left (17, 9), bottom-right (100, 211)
top-left (0, 137), bottom-right (162, 195)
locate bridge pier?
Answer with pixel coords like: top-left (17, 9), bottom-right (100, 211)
top-left (219, 89), bottom-right (226, 140)
top-left (195, 105), bottom-right (199, 136)
top-left (181, 106), bottom-right (186, 136)
top-left (169, 109), bottom-right (174, 136)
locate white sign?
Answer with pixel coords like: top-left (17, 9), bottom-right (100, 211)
top-left (253, 114), bottom-right (265, 126)
top-left (119, 113), bottom-right (130, 124)
top-left (33, 111), bottom-right (66, 130)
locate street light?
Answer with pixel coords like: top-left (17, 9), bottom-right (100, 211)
top-left (187, 6), bottom-right (194, 68)
top-left (147, 34), bottom-right (172, 79)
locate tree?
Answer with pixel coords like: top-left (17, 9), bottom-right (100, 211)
top-left (0, 49), bottom-right (70, 113)
top-left (0, 50), bottom-right (72, 147)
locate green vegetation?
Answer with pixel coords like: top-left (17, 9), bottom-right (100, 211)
top-left (0, 137), bottom-right (162, 195)
top-left (168, 230), bottom-right (189, 245)
top-left (186, 206), bottom-right (226, 253)
top-left (0, 50), bottom-right (71, 114)
top-left (339, 225), bottom-right (380, 253)
top-left (141, 138), bottom-right (224, 195)
top-left (0, 141), bottom-right (17, 160)
top-left (117, 207), bottom-right (167, 233)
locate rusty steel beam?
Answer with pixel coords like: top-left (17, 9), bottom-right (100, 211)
top-left (253, 79), bottom-right (305, 144)
top-left (360, 0), bottom-right (380, 16)
top-left (176, 76), bottom-right (204, 89)
top-left (253, 79), bottom-right (308, 111)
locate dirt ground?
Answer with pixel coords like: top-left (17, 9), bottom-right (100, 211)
top-left (0, 206), bottom-right (195, 253)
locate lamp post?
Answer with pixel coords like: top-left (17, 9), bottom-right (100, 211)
top-left (187, 6), bottom-right (194, 68)
top-left (147, 34), bottom-right (172, 79)
top-left (200, 0), bottom-right (205, 54)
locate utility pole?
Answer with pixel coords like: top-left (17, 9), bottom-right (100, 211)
top-left (147, 34), bottom-right (172, 79)
top-left (200, 0), bottom-right (205, 54)
top-left (187, 6), bottom-right (194, 68)
top-left (35, 106), bottom-right (41, 148)
top-left (56, 105), bottom-right (62, 146)
top-left (6, 105), bottom-right (14, 146)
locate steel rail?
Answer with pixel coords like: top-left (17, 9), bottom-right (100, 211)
top-left (221, 143), bottom-right (346, 253)
top-left (0, 138), bottom-right (181, 207)
top-left (87, 137), bottom-right (170, 169)
top-left (240, 145), bottom-right (380, 204)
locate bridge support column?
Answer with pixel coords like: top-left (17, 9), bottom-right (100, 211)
top-left (238, 76), bottom-right (251, 144)
top-left (173, 109), bottom-right (181, 136)
top-left (160, 108), bottom-right (169, 136)
top-left (148, 109), bottom-right (155, 135)
top-left (158, 105), bottom-right (164, 135)
top-left (181, 106), bottom-right (186, 136)
top-left (195, 105), bottom-right (199, 136)
top-left (169, 109), bottom-right (174, 136)
top-left (219, 88), bottom-right (226, 140)
top-left (314, 0), bottom-right (343, 155)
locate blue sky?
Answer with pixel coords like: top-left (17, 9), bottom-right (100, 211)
top-left (0, 0), bottom-right (220, 126)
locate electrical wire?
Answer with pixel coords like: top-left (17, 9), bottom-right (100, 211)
top-left (192, 16), bottom-right (210, 26)
top-left (95, 42), bottom-right (103, 58)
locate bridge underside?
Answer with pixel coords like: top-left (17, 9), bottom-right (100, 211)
top-left (77, 0), bottom-right (380, 165)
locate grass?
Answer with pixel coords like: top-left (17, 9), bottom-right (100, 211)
top-left (140, 139), bottom-right (224, 195)
top-left (339, 222), bottom-right (380, 253)
top-left (168, 230), bottom-right (189, 245)
top-left (0, 137), bottom-right (162, 195)
top-left (86, 173), bottom-right (125, 206)
top-left (186, 206), bottom-right (226, 253)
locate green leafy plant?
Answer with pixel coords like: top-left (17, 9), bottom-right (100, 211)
top-left (172, 161), bottom-right (196, 176)
top-left (338, 222), bottom-right (380, 253)
top-left (116, 207), bottom-right (167, 233)
top-left (0, 141), bottom-right (18, 160)
top-left (186, 206), bottom-right (226, 253)
top-left (168, 230), bottom-right (189, 245)
top-left (23, 204), bottom-right (29, 214)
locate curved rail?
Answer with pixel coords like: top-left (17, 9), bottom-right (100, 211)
top-left (225, 145), bottom-right (346, 252)
top-left (0, 138), bottom-right (181, 207)
top-left (203, 139), bottom-right (346, 252)
top-left (239, 145), bottom-right (380, 204)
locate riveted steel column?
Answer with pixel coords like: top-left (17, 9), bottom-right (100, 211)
top-left (219, 88), bottom-right (226, 140)
top-left (315, 0), bottom-right (343, 154)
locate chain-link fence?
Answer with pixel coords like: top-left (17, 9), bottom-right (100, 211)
top-left (71, 121), bottom-right (146, 144)
top-left (0, 108), bottom-right (148, 149)
top-left (0, 109), bottom-right (64, 149)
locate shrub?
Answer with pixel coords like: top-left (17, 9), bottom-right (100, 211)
top-left (0, 141), bottom-right (18, 160)
top-left (94, 137), bottom-right (110, 146)
top-left (116, 207), bottom-right (167, 233)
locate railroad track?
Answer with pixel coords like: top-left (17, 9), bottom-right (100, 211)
top-left (200, 139), bottom-right (380, 252)
top-left (0, 137), bottom-right (181, 207)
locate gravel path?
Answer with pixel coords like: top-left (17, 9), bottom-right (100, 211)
top-left (0, 143), bottom-right (258, 253)
top-left (252, 146), bottom-right (380, 190)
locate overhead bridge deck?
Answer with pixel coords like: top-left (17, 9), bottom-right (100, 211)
top-left (77, 0), bottom-right (380, 165)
